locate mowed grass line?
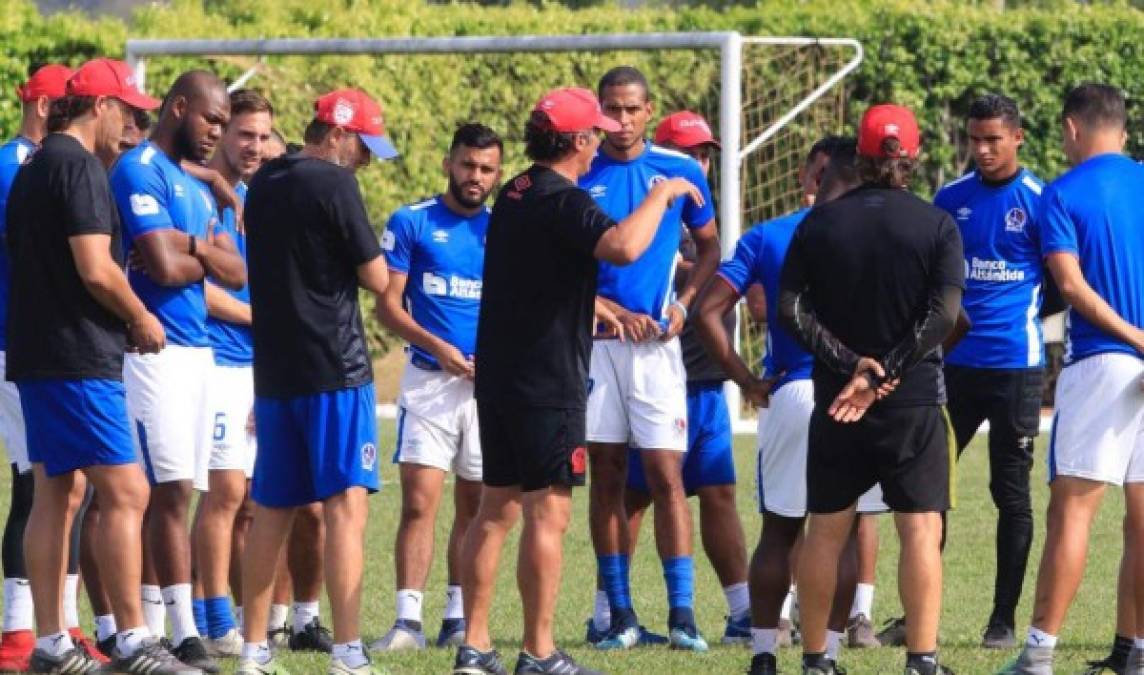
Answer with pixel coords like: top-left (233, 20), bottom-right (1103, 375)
top-left (3, 422), bottom-right (1122, 674)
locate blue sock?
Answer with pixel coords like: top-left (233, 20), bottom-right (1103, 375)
top-left (597, 554), bottom-right (632, 611)
top-left (204, 596), bottom-right (236, 639)
top-left (663, 556), bottom-right (695, 612)
top-left (192, 598), bottom-right (208, 637)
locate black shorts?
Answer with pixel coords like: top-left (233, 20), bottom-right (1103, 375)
top-left (477, 400), bottom-right (587, 492)
top-left (944, 365), bottom-right (1043, 452)
top-left (807, 404), bottom-right (953, 514)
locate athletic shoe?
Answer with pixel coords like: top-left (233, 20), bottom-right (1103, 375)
top-left (437, 618), bottom-right (466, 648)
top-left (267, 625), bottom-right (291, 651)
top-left (982, 622), bottom-right (1018, 650)
top-left (777, 618), bottom-right (796, 648)
top-left (205, 628), bottom-right (243, 657)
top-left (846, 613), bottom-right (879, 649)
top-left (996, 645), bottom-right (1053, 675)
top-left (0, 629), bottom-right (34, 671)
top-left (96, 636), bottom-right (117, 663)
top-left (27, 646), bottom-right (103, 673)
top-left (876, 616), bottom-right (907, 647)
top-left (1085, 654), bottom-right (1128, 674)
top-left (802, 654), bottom-right (837, 675)
top-left (289, 619), bottom-right (333, 653)
top-left (113, 638), bottom-right (205, 674)
top-left (368, 620), bottom-right (425, 651)
top-left (904, 663), bottom-right (955, 675)
top-left (583, 619), bottom-right (607, 645)
top-left (68, 628), bottom-right (109, 664)
top-left (722, 613), bottom-right (751, 646)
top-left (638, 626), bottom-right (669, 646)
top-left (1126, 647), bottom-right (1144, 674)
top-left (328, 654), bottom-right (385, 674)
top-left (237, 655), bottom-right (292, 675)
top-left (749, 653), bottom-right (779, 675)
top-left (514, 649), bottom-right (601, 674)
top-left (453, 644), bottom-right (509, 675)
top-left (593, 624), bottom-right (639, 651)
top-left (668, 625), bottom-right (709, 652)
top-left (172, 636), bottom-right (220, 673)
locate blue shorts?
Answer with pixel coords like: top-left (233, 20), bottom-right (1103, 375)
top-left (627, 381), bottom-right (735, 496)
top-left (251, 383), bottom-right (380, 508)
top-left (16, 378), bottom-right (136, 477)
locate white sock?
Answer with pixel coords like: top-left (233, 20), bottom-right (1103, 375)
top-left (293, 601), bottom-right (320, 633)
top-left (161, 583), bottom-right (199, 645)
top-left (1135, 637), bottom-right (1144, 650)
top-left (62, 574), bottom-right (80, 629)
top-left (751, 627), bottom-right (778, 655)
top-left (95, 615), bottom-right (118, 642)
top-left (116, 626), bottom-right (151, 658)
top-left (724, 582), bottom-right (750, 620)
top-left (36, 631), bottom-right (74, 657)
top-left (779, 586), bottom-right (796, 622)
top-left (826, 630), bottom-right (844, 660)
top-left (394, 589), bottom-right (423, 624)
top-left (241, 640), bottom-right (272, 665)
top-left (332, 639), bottom-right (368, 668)
top-left (1026, 626), bottom-right (1058, 649)
top-left (444, 585), bottom-right (464, 621)
top-left (851, 583), bottom-right (874, 619)
top-left (235, 606), bottom-right (244, 633)
top-left (268, 604), bottom-right (289, 631)
top-left (141, 585), bottom-right (166, 638)
top-left (592, 590), bottom-right (610, 632)
top-left (3, 578), bottom-right (34, 631)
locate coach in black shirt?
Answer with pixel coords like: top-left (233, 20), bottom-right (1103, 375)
top-left (455, 87), bottom-right (703, 675)
top-left (778, 105), bottom-right (963, 675)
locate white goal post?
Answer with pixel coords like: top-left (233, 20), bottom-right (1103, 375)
top-left (125, 32), bottom-right (863, 433)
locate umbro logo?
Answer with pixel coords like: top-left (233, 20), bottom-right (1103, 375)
top-left (432, 230), bottom-right (449, 244)
top-left (589, 185), bottom-right (607, 198)
top-left (956, 206), bottom-right (972, 221)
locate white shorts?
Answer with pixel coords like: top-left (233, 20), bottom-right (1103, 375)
top-left (756, 379), bottom-right (888, 517)
top-left (586, 338), bottom-right (688, 452)
top-left (1049, 352), bottom-right (1144, 485)
top-left (207, 363), bottom-right (256, 482)
top-left (0, 352), bottom-right (29, 474)
top-left (125, 345), bottom-right (213, 489)
top-left (394, 361), bottom-right (482, 481)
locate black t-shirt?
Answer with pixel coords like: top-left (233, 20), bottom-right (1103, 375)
top-left (676, 226), bottom-right (733, 382)
top-left (6, 133), bottom-right (127, 381)
top-left (244, 155), bottom-right (381, 398)
top-left (475, 165), bottom-right (616, 409)
top-left (780, 185), bottom-right (964, 407)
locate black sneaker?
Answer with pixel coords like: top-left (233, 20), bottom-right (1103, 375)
top-left (803, 654), bottom-right (837, 675)
top-left (172, 636), bottom-right (219, 673)
top-left (96, 636), bottom-right (117, 662)
top-left (1084, 655), bottom-right (1127, 675)
top-left (748, 652), bottom-right (778, 675)
top-left (982, 621), bottom-right (1017, 650)
top-left (288, 618), bottom-right (333, 653)
top-left (114, 638), bottom-right (204, 674)
top-left (876, 616), bottom-right (907, 648)
top-left (514, 649), bottom-right (601, 675)
top-left (28, 646), bottom-right (103, 673)
top-left (454, 644), bottom-right (509, 675)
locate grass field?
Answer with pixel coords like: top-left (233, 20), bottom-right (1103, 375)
top-left (16, 421), bottom-right (1126, 674)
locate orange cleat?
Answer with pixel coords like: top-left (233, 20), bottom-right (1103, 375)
top-left (68, 627), bottom-right (110, 664)
top-left (0, 629), bottom-right (33, 672)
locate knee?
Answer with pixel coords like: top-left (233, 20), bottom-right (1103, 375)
top-left (99, 473), bottom-right (150, 515)
top-left (527, 494), bottom-right (572, 534)
top-left (401, 490), bottom-right (438, 523)
top-left (295, 502), bottom-right (324, 531)
top-left (645, 465), bottom-right (685, 502)
top-left (895, 513), bottom-right (942, 548)
top-left (151, 482), bottom-right (193, 516)
top-left (699, 485), bottom-right (737, 513)
top-left (205, 481), bottom-right (246, 515)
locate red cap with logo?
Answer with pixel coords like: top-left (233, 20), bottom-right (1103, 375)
top-left (67, 58), bottom-right (160, 110)
top-left (17, 64), bottom-right (73, 102)
top-left (314, 88), bottom-right (398, 160)
top-left (857, 104), bottom-right (921, 159)
top-left (654, 111), bottom-right (720, 150)
top-left (533, 87), bottom-right (620, 133)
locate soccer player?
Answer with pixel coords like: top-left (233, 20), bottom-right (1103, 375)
top-left (110, 70), bottom-right (247, 673)
top-left (779, 104), bottom-right (963, 675)
top-left (373, 123), bottom-right (502, 652)
top-left (583, 66), bottom-right (719, 653)
top-left (6, 56), bottom-right (198, 675)
top-left (236, 87), bottom-right (395, 675)
top-left (1002, 84), bottom-right (1144, 675)
top-left (453, 86), bottom-right (703, 675)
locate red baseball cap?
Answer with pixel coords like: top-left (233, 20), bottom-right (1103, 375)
top-left (67, 58), bottom-right (160, 110)
top-left (314, 88), bottom-right (398, 160)
top-left (654, 111), bottom-right (720, 150)
top-left (533, 87), bottom-right (620, 133)
top-left (857, 104), bottom-right (921, 159)
top-left (17, 64), bottom-right (73, 102)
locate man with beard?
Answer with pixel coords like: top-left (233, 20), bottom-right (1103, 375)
top-left (110, 70), bottom-right (247, 673)
top-left (372, 123), bottom-right (502, 652)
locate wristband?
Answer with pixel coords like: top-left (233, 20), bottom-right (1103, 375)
top-left (670, 300), bottom-right (688, 322)
top-left (188, 236), bottom-right (198, 257)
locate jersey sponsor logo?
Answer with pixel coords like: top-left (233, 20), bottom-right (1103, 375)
top-left (1005, 207), bottom-right (1027, 233)
top-left (422, 272), bottom-right (482, 300)
top-left (956, 206), bottom-right (972, 221)
top-left (967, 256), bottom-right (1025, 282)
top-left (647, 174), bottom-right (667, 190)
top-left (361, 442), bottom-right (377, 471)
top-left (588, 184), bottom-right (607, 198)
top-left (129, 193), bottom-right (160, 216)
top-left (380, 230), bottom-right (395, 251)
top-left (432, 229), bottom-right (449, 244)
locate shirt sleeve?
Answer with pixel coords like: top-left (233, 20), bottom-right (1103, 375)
top-left (328, 172), bottom-right (382, 266)
top-left (380, 208), bottom-right (414, 274)
top-left (63, 156), bottom-right (116, 238)
top-left (110, 159), bottom-right (176, 241)
top-left (1038, 185), bottom-right (1077, 257)
top-left (933, 213), bottom-right (966, 289)
top-left (553, 188), bottom-right (616, 256)
top-left (717, 227), bottom-right (760, 294)
top-left (681, 158), bottom-right (716, 228)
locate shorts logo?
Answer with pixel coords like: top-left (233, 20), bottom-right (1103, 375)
top-left (673, 417), bottom-right (687, 436)
top-left (361, 442), bottom-right (377, 471)
top-left (1005, 207), bottom-right (1027, 233)
top-left (129, 193), bottom-right (160, 216)
top-left (570, 446), bottom-right (587, 476)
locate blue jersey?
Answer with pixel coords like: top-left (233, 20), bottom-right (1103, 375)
top-left (0, 136), bottom-right (35, 351)
top-left (206, 181), bottom-right (251, 365)
top-left (717, 208), bottom-right (814, 391)
top-left (580, 143), bottom-right (715, 320)
top-left (110, 142), bottom-right (216, 348)
top-left (380, 195), bottom-right (487, 366)
top-left (1040, 153), bottom-right (1144, 363)
top-left (934, 168), bottom-right (1045, 369)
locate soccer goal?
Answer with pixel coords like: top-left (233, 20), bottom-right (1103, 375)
top-left (125, 32), bottom-right (863, 433)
